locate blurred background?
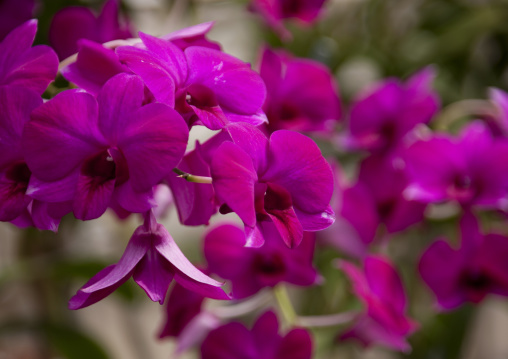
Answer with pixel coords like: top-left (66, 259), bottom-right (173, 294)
top-left (3, 0), bottom-right (508, 358)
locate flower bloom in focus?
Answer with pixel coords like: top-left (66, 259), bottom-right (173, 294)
top-left (259, 46), bottom-right (341, 134)
top-left (117, 32), bottom-right (267, 130)
top-left (419, 211), bottom-right (508, 310)
top-left (204, 222), bottom-right (319, 299)
top-left (49, 0), bottom-right (132, 60)
top-left (201, 310), bottom-right (313, 359)
top-left (69, 211), bottom-right (228, 309)
top-left (23, 73), bottom-right (189, 220)
top-left (210, 123), bottom-right (334, 248)
top-left (338, 255), bottom-right (418, 352)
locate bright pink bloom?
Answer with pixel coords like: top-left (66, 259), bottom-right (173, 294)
top-left (345, 67), bottom-right (439, 154)
top-left (201, 310), bottom-right (313, 359)
top-left (419, 212), bottom-right (508, 310)
top-left (210, 123), bottom-right (334, 248)
top-left (250, 0), bottom-right (327, 40)
top-left (117, 32), bottom-right (267, 130)
top-left (69, 212), bottom-right (228, 309)
top-left (404, 121), bottom-right (508, 208)
top-left (23, 73), bottom-right (189, 220)
top-left (338, 255), bottom-right (418, 352)
top-left (259, 47), bottom-right (341, 134)
top-left (204, 222), bottom-right (318, 299)
top-left (0, 19), bottom-right (58, 95)
top-left (49, 0), bottom-right (132, 60)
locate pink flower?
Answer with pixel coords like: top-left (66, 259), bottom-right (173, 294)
top-left (338, 255), bottom-right (418, 352)
top-left (420, 211), bottom-right (508, 310)
top-left (69, 211), bottom-right (228, 309)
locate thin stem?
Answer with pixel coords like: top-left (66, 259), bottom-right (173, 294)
top-left (296, 311), bottom-right (357, 328)
top-left (173, 168), bottom-right (213, 184)
top-left (434, 99), bottom-right (497, 131)
top-left (273, 285), bottom-right (297, 326)
top-left (208, 291), bottom-right (272, 319)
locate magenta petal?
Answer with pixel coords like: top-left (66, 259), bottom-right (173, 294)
top-left (30, 200), bottom-right (65, 232)
top-left (154, 223), bottom-right (228, 300)
top-left (267, 207), bottom-right (303, 248)
top-left (167, 142), bottom-right (216, 226)
top-left (49, 7), bottom-right (97, 59)
top-left (162, 22), bottom-right (221, 51)
top-left (245, 224), bottom-right (265, 248)
top-left (23, 90), bottom-right (105, 181)
top-left (62, 40), bottom-right (127, 96)
top-left (133, 250), bottom-right (174, 304)
top-left (276, 328), bottom-right (313, 359)
top-left (73, 171), bottom-right (115, 221)
top-left (226, 123), bottom-right (269, 173)
top-left (211, 141), bottom-right (258, 227)
top-left (295, 205), bottom-right (335, 231)
top-left (365, 256), bottom-right (406, 313)
top-left (0, 19), bottom-right (37, 67)
top-left (0, 86), bottom-right (41, 169)
top-left (26, 170), bottom-right (79, 203)
top-left (69, 265), bottom-right (130, 310)
top-left (190, 103), bottom-right (229, 130)
top-left (82, 226), bottom-right (149, 293)
top-left (264, 130), bottom-right (333, 213)
top-left (204, 224), bottom-right (252, 279)
top-left (252, 311), bottom-right (280, 357)
top-left (98, 73), bottom-right (144, 142)
top-left (113, 181), bottom-right (154, 213)
top-left (419, 240), bottom-right (465, 310)
top-left (185, 47), bottom-right (266, 115)
top-left (116, 45), bottom-right (177, 106)
top-left (225, 109), bottom-right (268, 127)
top-left (0, 171), bottom-right (31, 221)
top-left (201, 322), bottom-right (256, 359)
top-left (119, 103), bottom-right (189, 192)
top-left (139, 32), bottom-right (188, 85)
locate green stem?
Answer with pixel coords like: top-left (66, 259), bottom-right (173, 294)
top-left (273, 285), bottom-right (297, 326)
top-left (173, 168), bottom-right (213, 184)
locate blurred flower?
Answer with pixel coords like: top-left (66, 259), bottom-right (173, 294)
top-left (210, 123), bottom-right (334, 248)
top-left (69, 211), bottom-right (228, 309)
top-left (201, 310), bottom-right (313, 359)
top-left (344, 67), bottom-right (439, 155)
top-left (419, 211), bottom-right (508, 310)
top-left (338, 255), bottom-right (418, 352)
top-left (250, 0), bottom-right (328, 40)
top-left (23, 73), bottom-right (188, 220)
top-left (0, 0), bottom-right (35, 41)
top-left (117, 32), bottom-right (267, 130)
top-left (404, 121), bottom-right (508, 208)
top-left (49, 0), bottom-right (132, 60)
top-left (0, 19), bottom-right (58, 94)
top-left (204, 222), bottom-right (318, 299)
top-left (259, 46), bottom-right (341, 134)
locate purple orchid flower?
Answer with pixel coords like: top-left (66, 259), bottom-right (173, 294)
top-left (49, 0), bottom-right (132, 60)
top-left (0, 0), bottom-right (35, 41)
top-left (345, 67), bottom-right (439, 155)
top-left (69, 211), bottom-right (228, 309)
top-left (204, 222), bottom-right (319, 299)
top-left (201, 310), bottom-right (313, 359)
top-left (23, 73), bottom-right (189, 221)
top-left (259, 47), bottom-right (341, 134)
top-left (0, 85), bottom-right (66, 231)
top-left (338, 255), bottom-right (418, 352)
top-left (116, 32), bottom-right (267, 130)
top-left (419, 211), bottom-right (508, 310)
top-left (0, 19), bottom-right (58, 95)
top-left (210, 123), bottom-right (334, 248)
top-left (403, 121), bottom-right (508, 208)
top-left (61, 22), bottom-right (221, 97)
top-left (249, 0), bottom-right (328, 40)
